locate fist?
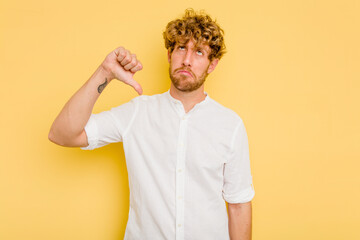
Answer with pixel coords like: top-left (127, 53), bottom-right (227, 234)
top-left (101, 47), bottom-right (143, 95)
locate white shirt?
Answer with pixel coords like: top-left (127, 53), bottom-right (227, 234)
top-left (81, 90), bottom-right (255, 240)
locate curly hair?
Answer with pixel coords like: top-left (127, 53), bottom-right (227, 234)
top-left (163, 9), bottom-right (226, 61)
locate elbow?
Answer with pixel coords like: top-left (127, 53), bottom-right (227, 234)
top-left (48, 128), bottom-right (60, 145)
top-left (48, 127), bottom-right (86, 147)
top-left (48, 128), bottom-right (65, 146)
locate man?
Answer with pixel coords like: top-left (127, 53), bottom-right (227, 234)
top-left (49, 9), bottom-right (255, 240)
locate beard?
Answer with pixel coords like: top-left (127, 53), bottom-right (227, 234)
top-left (169, 66), bottom-right (208, 92)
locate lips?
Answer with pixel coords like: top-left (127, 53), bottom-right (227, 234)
top-left (176, 69), bottom-right (193, 77)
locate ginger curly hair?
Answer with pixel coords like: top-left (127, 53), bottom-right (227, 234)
top-left (163, 9), bottom-right (226, 61)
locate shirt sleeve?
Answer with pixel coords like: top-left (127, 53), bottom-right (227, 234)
top-left (222, 120), bottom-right (255, 203)
top-left (80, 97), bottom-right (138, 150)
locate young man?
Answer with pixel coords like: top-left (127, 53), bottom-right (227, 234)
top-left (49, 9), bottom-right (255, 240)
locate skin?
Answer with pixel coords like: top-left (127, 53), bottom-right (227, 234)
top-left (228, 201), bottom-right (252, 240)
top-left (48, 43), bottom-right (252, 240)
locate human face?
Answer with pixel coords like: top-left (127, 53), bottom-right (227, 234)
top-left (168, 39), bottom-right (218, 92)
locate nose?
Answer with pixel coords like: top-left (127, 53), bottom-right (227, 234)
top-left (182, 50), bottom-right (192, 67)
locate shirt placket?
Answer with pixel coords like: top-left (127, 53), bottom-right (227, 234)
top-left (176, 114), bottom-right (188, 240)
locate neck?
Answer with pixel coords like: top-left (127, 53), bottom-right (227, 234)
top-left (169, 84), bottom-right (207, 113)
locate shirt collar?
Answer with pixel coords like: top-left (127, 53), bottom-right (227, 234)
top-left (165, 89), bottom-right (210, 105)
top-left (165, 90), bottom-right (210, 117)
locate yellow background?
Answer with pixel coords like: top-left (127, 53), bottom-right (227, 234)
top-left (1, 0), bottom-right (359, 239)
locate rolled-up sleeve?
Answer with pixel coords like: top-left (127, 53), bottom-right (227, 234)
top-left (222, 120), bottom-right (255, 203)
top-left (81, 98), bottom-right (138, 150)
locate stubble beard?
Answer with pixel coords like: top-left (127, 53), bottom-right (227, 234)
top-left (169, 66), bottom-right (209, 92)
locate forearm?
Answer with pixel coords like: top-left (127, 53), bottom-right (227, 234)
top-left (49, 65), bottom-right (112, 146)
top-left (49, 47), bottom-right (143, 147)
top-left (228, 201), bottom-right (252, 240)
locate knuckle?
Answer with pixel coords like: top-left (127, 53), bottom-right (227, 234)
top-left (115, 47), bottom-right (124, 55)
top-left (121, 57), bottom-right (129, 64)
top-left (119, 51), bottom-right (125, 57)
top-left (133, 66), bottom-right (141, 72)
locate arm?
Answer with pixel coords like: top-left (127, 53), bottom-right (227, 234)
top-left (228, 201), bottom-right (252, 240)
top-left (48, 47), bottom-right (143, 147)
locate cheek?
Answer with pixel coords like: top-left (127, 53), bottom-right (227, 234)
top-left (171, 57), bottom-right (182, 67)
top-left (196, 62), bottom-right (210, 73)
top-left (169, 60), bottom-right (178, 72)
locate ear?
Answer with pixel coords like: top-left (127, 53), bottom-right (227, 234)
top-left (167, 50), bottom-right (171, 63)
top-left (207, 59), bottom-right (219, 74)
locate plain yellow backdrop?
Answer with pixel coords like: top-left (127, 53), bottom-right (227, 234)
top-left (1, 0), bottom-right (359, 239)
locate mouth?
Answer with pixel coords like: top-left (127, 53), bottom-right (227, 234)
top-left (177, 70), bottom-right (193, 77)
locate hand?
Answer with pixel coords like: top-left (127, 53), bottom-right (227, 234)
top-left (101, 47), bottom-right (143, 95)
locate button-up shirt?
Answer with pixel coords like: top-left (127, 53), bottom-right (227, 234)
top-left (81, 90), bottom-right (255, 240)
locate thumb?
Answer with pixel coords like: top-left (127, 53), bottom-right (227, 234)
top-left (126, 78), bottom-right (143, 95)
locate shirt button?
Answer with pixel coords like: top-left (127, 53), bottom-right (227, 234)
top-left (178, 169), bottom-right (182, 172)
top-left (178, 224), bottom-right (182, 227)
top-left (178, 196), bottom-right (182, 199)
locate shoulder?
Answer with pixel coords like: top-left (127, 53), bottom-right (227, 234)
top-left (109, 92), bottom-right (166, 110)
top-left (206, 97), bottom-right (244, 125)
top-left (130, 92), bottom-right (168, 104)
top-left (110, 92), bottom-right (169, 114)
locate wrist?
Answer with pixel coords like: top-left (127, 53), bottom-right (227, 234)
top-left (99, 63), bottom-right (115, 81)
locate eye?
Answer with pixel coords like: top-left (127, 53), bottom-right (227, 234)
top-left (196, 50), bottom-right (203, 56)
top-left (178, 46), bottom-right (185, 50)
